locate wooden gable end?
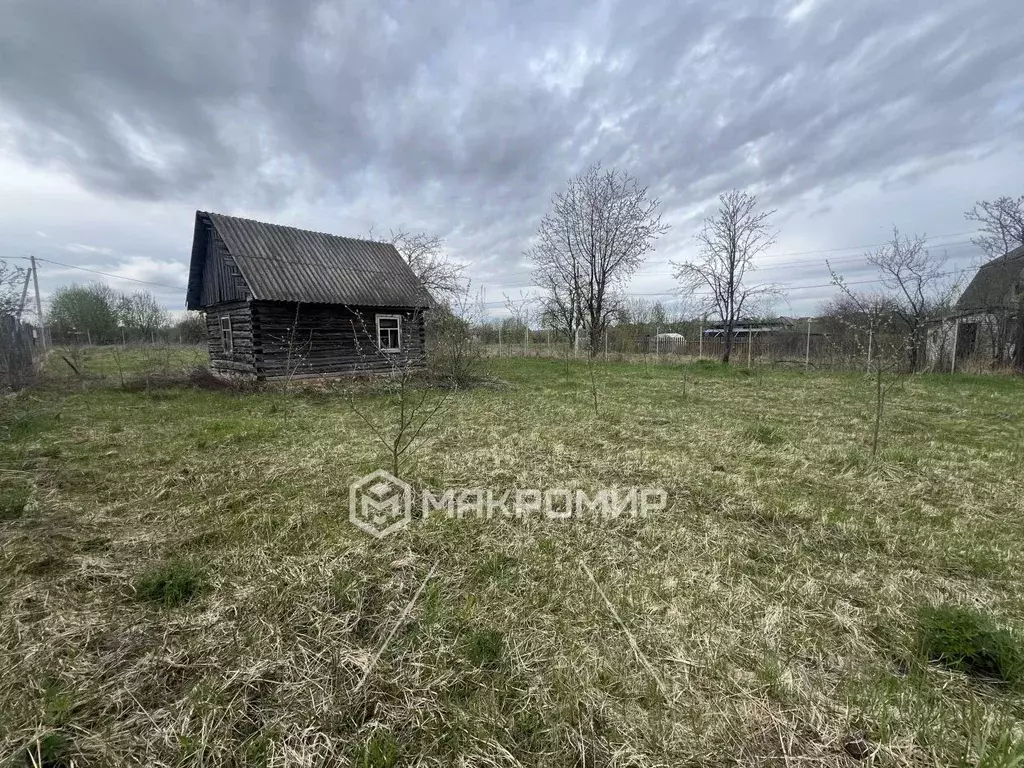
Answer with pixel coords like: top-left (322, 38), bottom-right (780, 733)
top-left (199, 222), bottom-right (250, 307)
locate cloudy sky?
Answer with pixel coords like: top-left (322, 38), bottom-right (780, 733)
top-left (1, 0), bottom-right (1022, 320)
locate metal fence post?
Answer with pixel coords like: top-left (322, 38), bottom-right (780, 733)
top-left (951, 318), bottom-right (960, 374)
top-left (804, 318), bottom-right (811, 371)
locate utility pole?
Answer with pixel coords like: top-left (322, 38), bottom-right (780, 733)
top-left (30, 255), bottom-right (46, 350)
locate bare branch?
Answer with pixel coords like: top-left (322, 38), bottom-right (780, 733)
top-left (529, 164), bottom-right (669, 356)
top-left (672, 189), bottom-right (778, 363)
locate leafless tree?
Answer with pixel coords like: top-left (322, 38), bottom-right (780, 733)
top-left (428, 282), bottom-right (486, 386)
top-left (859, 228), bottom-right (960, 371)
top-left (270, 304), bottom-right (313, 388)
top-left (116, 290), bottom-right (169, 341)
top-left (502, 291), bottom-right (535, 352)
top-left (964, 196), bottom-right (1024, 369)
top-left (964, 196), bottom-right (1024, 260)
top-left (826, 271), bottom-right (911, 459)
top-left (380, 229), bottom-right (466, 305)
top-left (0, 260), bottom-right (28, 317)
top-left (529, 164), bottom-right (668, 356)
top-left (673, 190), bottom-right (778, 364)
top-left (0, 261), bottom-right (34, 390)
top-left (348, 309), bottom-right (453, 477)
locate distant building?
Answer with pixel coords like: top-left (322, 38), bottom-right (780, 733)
top-left (185, 212), bottom-right (433, 380)
top-left (928, 245), bottom-right (1024, 369)
top-left (701, 317), bottom-right (826, 337)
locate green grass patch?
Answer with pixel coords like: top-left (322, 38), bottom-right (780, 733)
top-left (0, 485), bottom-right (29, 520)
top-left (463, 628), bottom-right (504, 669)
top-left (21, 731), bottom-right (72, 768)
top-left (134, 561), bottom-right (206, 608)
top-left (918, 605), bottom-right (1024, 684)
top-left (743, 420), bottom-right (784, 446)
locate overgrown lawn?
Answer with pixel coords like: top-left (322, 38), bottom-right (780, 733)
top-left (1, 354), bottom-right (1022, 765)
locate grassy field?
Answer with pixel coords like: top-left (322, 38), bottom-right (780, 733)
top-left (2, 349), bottom-right (1023, 766)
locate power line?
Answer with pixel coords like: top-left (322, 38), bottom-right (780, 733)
top-left (480, 264), bottom-right (980, 308)
top-left (483, 229), bottom-right (984, 283)
top-left (20, 256), bottom-right (188, 291)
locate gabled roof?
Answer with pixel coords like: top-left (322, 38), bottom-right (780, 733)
top-left (957, 244), bottom-right (1024, 312)
top-left (186, 212), bottom-right (433, 310)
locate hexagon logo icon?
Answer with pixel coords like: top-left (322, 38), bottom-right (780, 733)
top-left (349, 470), bottom-right (412, 538)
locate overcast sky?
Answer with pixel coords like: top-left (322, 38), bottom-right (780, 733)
top-left (1, 0), bottom-right (1022, 320)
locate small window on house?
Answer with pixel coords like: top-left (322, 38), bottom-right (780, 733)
top-left (376, 314), bottom-right (401, 352)
top-left (220, 316), bottom-right (233, 353)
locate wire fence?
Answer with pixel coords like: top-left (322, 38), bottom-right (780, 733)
top-left (478, 327), bottom-right (1010, 373)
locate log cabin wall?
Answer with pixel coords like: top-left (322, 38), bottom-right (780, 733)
top-left (251, 301), bottom-right (426, 379)
top-left (205, 300), bottom-right (257, 378)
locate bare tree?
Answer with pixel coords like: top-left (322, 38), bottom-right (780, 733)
top-left (827, 271), bottom-right (912, 459)
top-left (428, 282), bottom-right (486, 386)
top-left (862, 228), bottom-right (960, 372)
top-left (964, 196), bottom-right (1024, 260)
top-left (263, 303), bottom-right (313, 388)
top-left (673, 190), bottom-right (778, 363)
top-left (116, 290), bottom-right (169, 341)
top-left (0, 260), bottom-right (33, 391)
top-left (963, 196), bottom-right (1024, 369)
top-left (529, 164), bottom-right (668, 356)
top-left (348, 309), bottom-right (453, 477)
top-left (381, 230), bottom-right (466, 305)
top-left (0, 260), bottom-right (28, 317)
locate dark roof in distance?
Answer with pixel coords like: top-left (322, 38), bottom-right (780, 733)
top-left (186, 211), bottom-right (433, 310)
top-left (956, 244), bottom-right (1024, 312)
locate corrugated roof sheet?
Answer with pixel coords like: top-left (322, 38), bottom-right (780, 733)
top-left (957, 244), bottom-right (1024, 311)
top-left (186, 212), bottom-right (433, 309)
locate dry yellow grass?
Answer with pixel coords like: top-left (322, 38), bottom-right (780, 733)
top-left (1, 352), bottom-right (1022, 766)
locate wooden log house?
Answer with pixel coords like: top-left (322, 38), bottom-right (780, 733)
top-left (185, 212), bottom-right (434, 379)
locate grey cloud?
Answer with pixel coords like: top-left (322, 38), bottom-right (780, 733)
top-left (0, 0), bottom-right (1022, 311)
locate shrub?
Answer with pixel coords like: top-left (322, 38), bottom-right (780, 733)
top-left (918, 605), bottom-right (1024, 684)
top-left (134, 562), bottom-right (205, 607)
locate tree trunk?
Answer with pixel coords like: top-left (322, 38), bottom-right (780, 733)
top-left (722, 323), bottom-right (733, 364)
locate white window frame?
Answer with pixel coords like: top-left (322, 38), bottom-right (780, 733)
top-left (375, 314), bottom-right (402, 352)
top-left (219, 316), bottom-right (233, 354)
